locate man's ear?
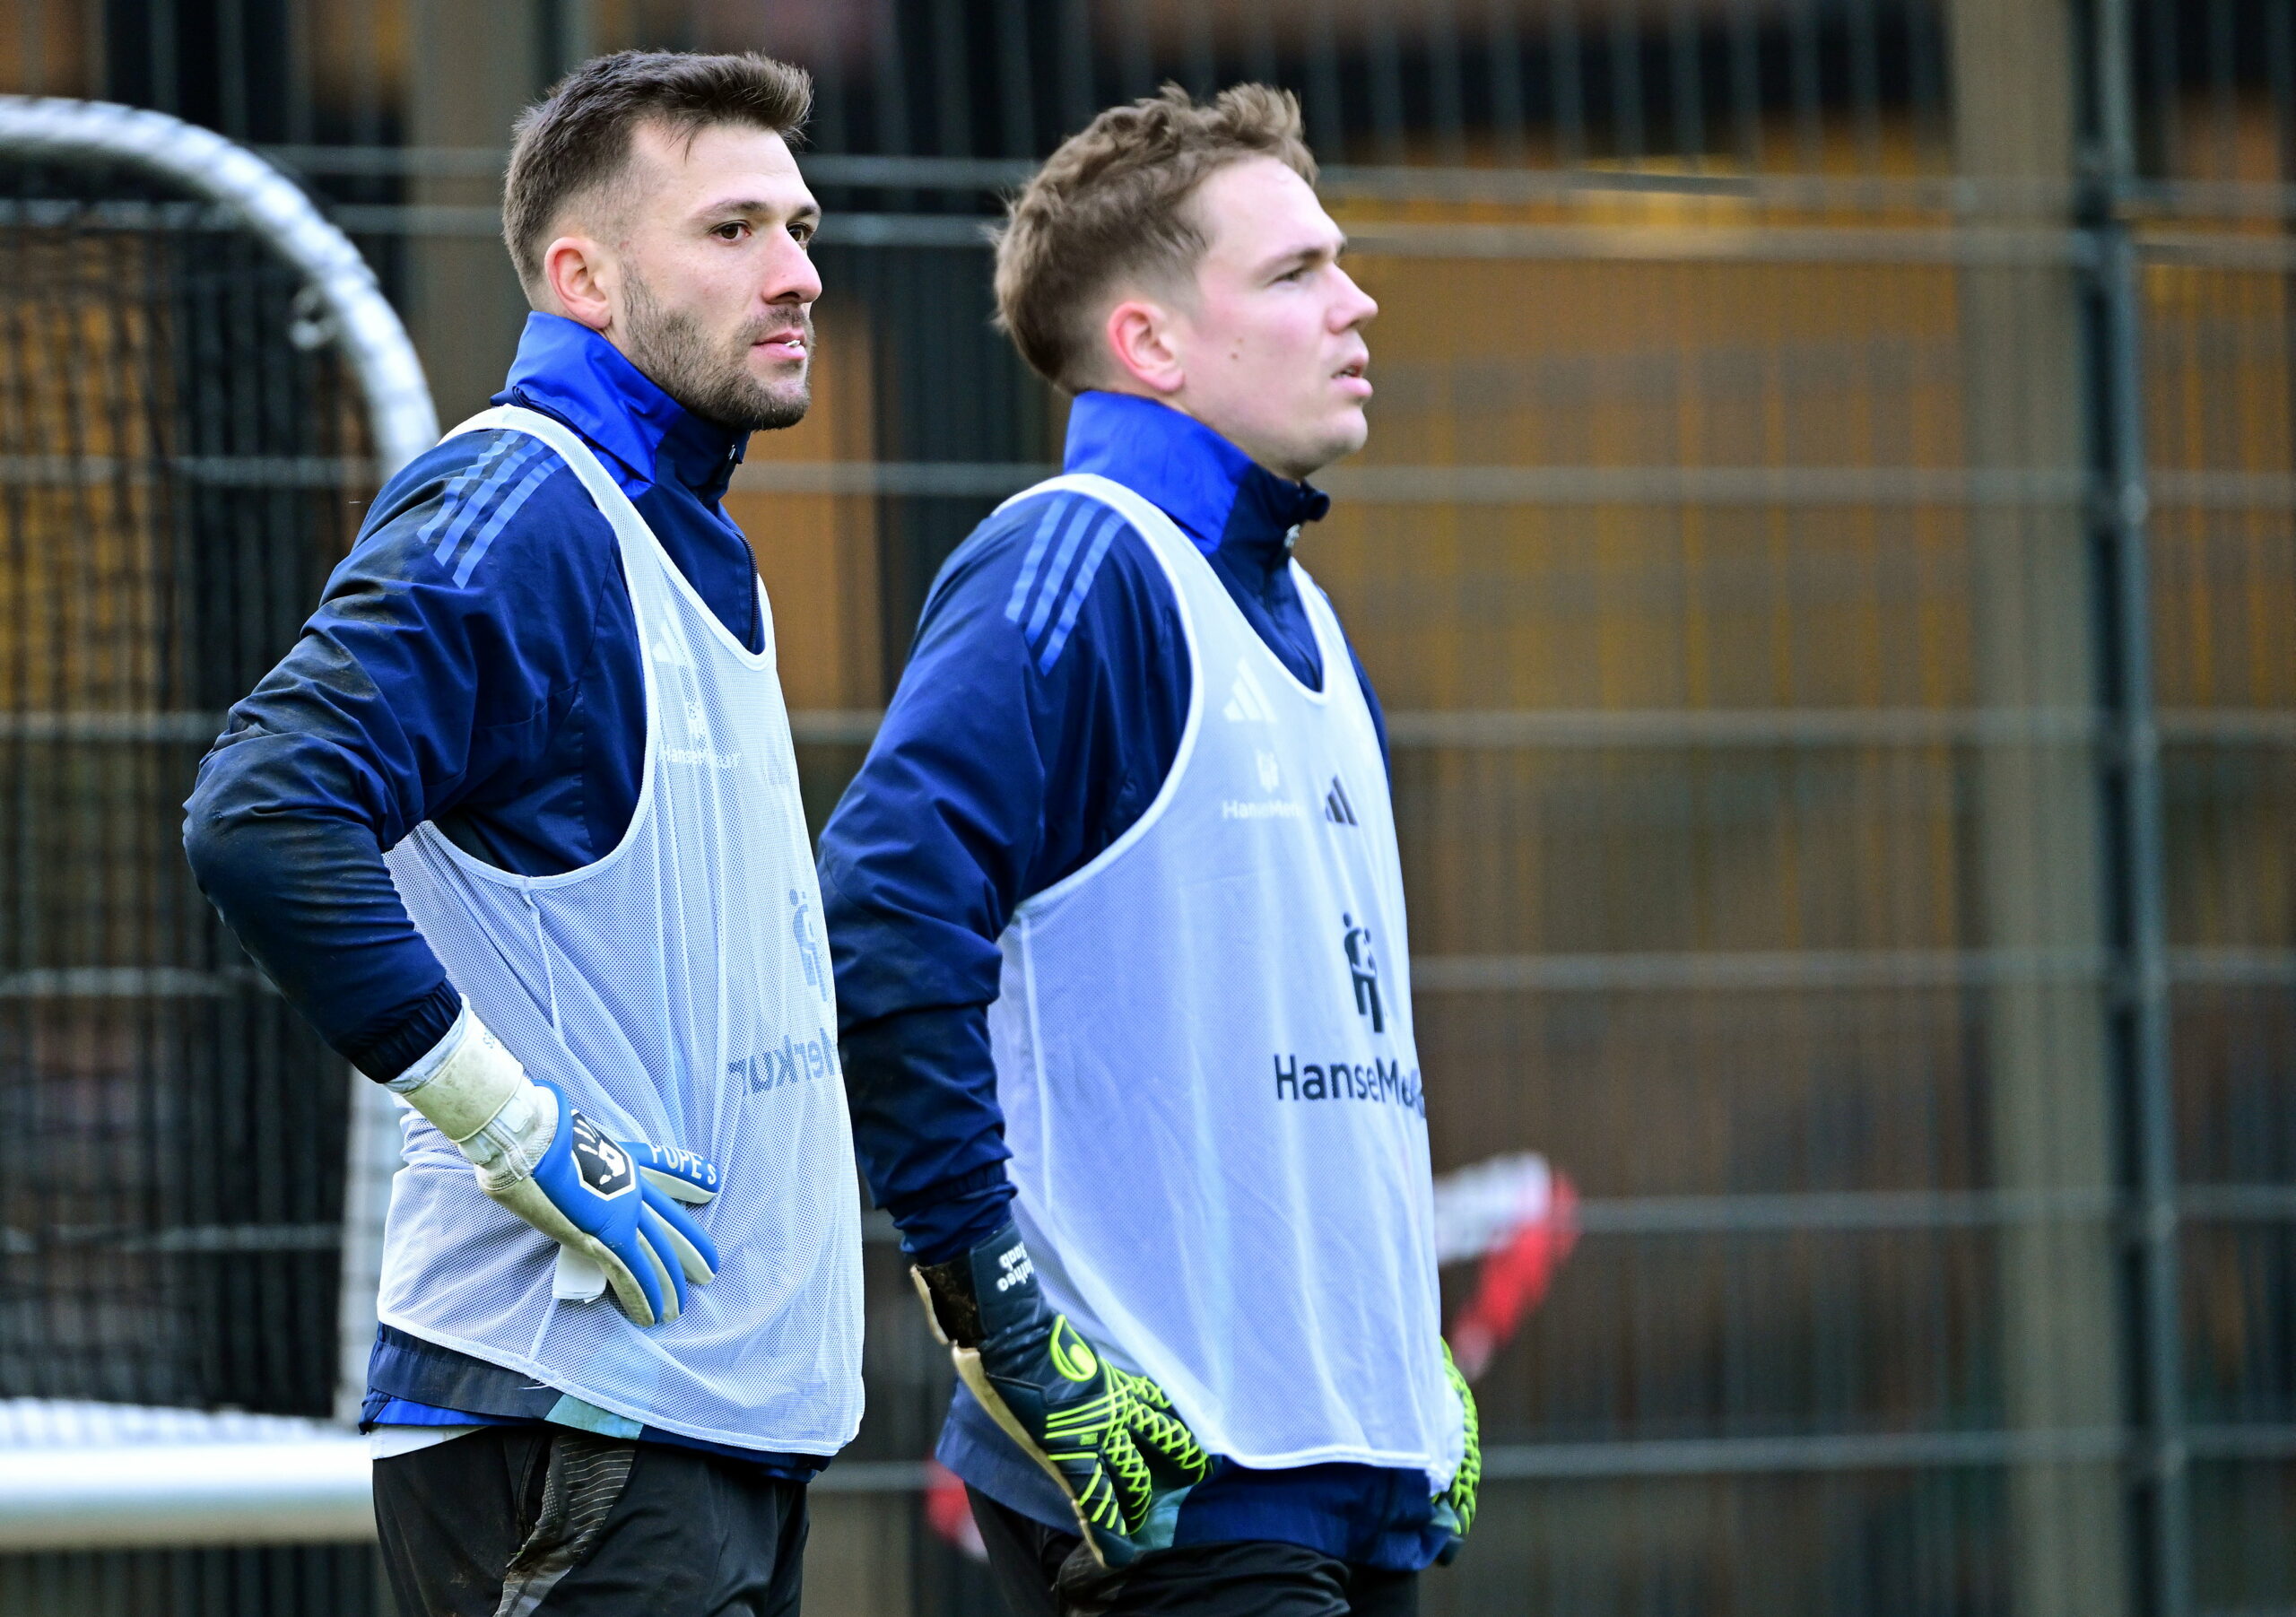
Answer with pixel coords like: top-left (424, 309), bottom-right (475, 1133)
top-left (542, 235), bottom-right (615, 332)
top-left (1103, 295), bottom-right (1186, 397)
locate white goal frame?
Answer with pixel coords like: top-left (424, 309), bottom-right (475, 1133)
top-left (0, 95), bottom-right (438, 1549)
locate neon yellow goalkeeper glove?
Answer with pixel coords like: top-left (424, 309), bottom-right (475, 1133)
top-left (913, 1223), bottom-right (1209, 1568)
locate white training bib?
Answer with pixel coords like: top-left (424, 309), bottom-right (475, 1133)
top-left (375, 406), bottom-right (865, 1456)
top-left (987, 474), bottom-right (1462, 1488)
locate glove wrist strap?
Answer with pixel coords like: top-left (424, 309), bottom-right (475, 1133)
top-left (912, 1221), bottom-right (1040, 1348)
top-left (391, 1004), bottom-right (552, 1185)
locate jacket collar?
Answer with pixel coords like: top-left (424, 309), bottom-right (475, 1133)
top-left (492, 312), bottom-right (748, 500)
top-left (1061, 391), bottom-right (1329, 556)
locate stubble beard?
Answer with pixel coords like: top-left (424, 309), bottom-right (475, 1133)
top-left (620, 270), bottom-right (813, 432)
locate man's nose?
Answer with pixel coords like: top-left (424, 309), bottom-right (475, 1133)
top-left (1332, 267), bottom-right (1378, 330)
top-left (766, 234), bottom-right (823, 306)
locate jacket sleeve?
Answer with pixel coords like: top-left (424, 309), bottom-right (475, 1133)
top-left (181, 431), bottom-right (607, 1080)
top-left (818, 491), bottom-right (1191, 1264)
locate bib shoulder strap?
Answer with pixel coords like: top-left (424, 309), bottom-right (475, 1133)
top-left (443, 404), bottom-right (649, 550)
top-left (995, 472), bottom-right (1196, 569)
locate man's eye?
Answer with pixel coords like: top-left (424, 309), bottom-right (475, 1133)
top-left (713, 222), bottom-right (748, 241)
top-left (789, 223), bottom-right (815, 248)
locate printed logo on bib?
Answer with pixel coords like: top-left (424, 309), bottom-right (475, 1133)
top-left (1270, 1052), bottom-right (1424, 1116)
top-left (1343, 912), bottom-right (1385, 1033)
top-left (1325, 776), bottom-right (1358, 826)
top-left (790, 888), bottom-right (829, 1002)
top-left (729, 1029), bottom-right (840, 1095)
top-left (570, 1116), bottom-right (637, 1197)
top-left (1222, 743), bottom-right (1302, 822)
top-left (1265, 915), bottom-right (1423, 1114)
top-left (665, 694), bottom-right (743, 771)
top-left (1222, 659), bottom-right (1276, 724)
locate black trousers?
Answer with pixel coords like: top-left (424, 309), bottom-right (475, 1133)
top-left (968, 1487), bottom-right (1419, 1617)
top-left (374, 1427), bottom-right (807, 1617)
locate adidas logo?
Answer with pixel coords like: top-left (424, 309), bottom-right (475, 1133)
top-left (1325, 776), bottom-right (1359, 826)
top-left (1222, 659), bottom-right (1276, 724)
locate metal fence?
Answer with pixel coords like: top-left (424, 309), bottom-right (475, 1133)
top-left (4, 2), bottom-right (2296, 1615)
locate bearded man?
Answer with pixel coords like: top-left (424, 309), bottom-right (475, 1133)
top-left (183, 51), bottom-right (861, 1616)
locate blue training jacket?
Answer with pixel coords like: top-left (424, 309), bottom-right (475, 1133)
top-left (817, 392), bottom-right (1445, 1569)
top-left (183, 311), bottom-right (817, 1476)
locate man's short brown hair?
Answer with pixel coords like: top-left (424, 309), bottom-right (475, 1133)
top-left (503, 50), bottom-right (812, 293)
top-left (994, 83), bottom-right (1318, 392)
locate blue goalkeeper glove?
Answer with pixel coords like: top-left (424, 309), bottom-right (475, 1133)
top-left (387, 1006), bottom-right (719, 1327)
top-left (913, 1224), bottom-right (1209, 1568)
top-left (1431, 1341), bottom-right (1481, 1563)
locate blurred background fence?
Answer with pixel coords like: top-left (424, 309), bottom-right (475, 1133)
top-left (2, 1), bottom-right (2293, 1614)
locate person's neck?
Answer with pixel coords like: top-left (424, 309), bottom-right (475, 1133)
top-left (1097, 385), bottom-right (1317, 486)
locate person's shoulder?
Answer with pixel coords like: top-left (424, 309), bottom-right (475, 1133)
top-left (347, 428), bottom-right (607, 593)
top-left (924, 486), bottom-right (1170, 674)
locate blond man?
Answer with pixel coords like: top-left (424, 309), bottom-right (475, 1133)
top-left (820, 87), bottom-right (1478, 1616)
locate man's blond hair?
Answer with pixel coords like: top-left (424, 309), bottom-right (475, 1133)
top-left (994, 84), bottom-right (1317, 392)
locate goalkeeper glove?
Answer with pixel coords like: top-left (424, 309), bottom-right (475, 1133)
top-left (912, 1223), bottom-right (1209, 1568)
top-left (1431, 1340), bottom-right (1481, 1562)
top-left (387, 1004), bottom-right (720, 1327)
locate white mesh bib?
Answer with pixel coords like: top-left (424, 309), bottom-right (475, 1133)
top-left (375, 406), bottom-right (864, 1456)
top-left (988, 474), bottom-right (1462, 1487)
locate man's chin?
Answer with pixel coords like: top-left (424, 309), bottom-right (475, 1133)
top-left (753, 385), bottom-right (811, 430)
top-left (1292, 413), bottom-right (1368, 478)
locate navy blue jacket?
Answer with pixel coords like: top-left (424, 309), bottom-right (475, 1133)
top-left (185, 312), bottom-right (815, 1475)
top-left (185, 312), bottom-right (761, 1082)
top-left (818, 393), bottom-right (1441, 1568)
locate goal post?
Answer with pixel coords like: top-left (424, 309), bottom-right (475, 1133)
top-left (0, 95), bottom-right (435, 1548)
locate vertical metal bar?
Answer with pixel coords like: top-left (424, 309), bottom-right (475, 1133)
top-left (219, 0), bottom-right (248, 139)
top-left (1488, 0), bottom-right (1527, 166)
top-left (1907, 0), bottom-right (1945, 172)
top-left (873, 0), bottom-right (912, 161)
top-left (930, 0), bottom-right (970, 158)
top-left (1669, 0), bottom-right (1703, 165)
top-left (347, 0), bottom-right (381, 150)
top-left (1119, 2), bottom-right (1155, 101)
top-left (1789, 0), bottom-right (1822, 171)
top-left (2087, 1), bottom-right (2187, 1613)
top-left (1848, 0), bottom-right (1883, 168)
top-left (1058, 0), bottom-right (1095, 138)
top-left (1550, 0), bottom-right (1585, 165)
top-left (1368, 4), bottom-right (1408, 164)
top-left (1727, 0), bottom-right (1761, 170)
top-left (1183, 0), bottom-right (1217, 99)
top-left (1610, 0), bottom-right (1645, 161)
top-left (2205, 0), bottom-right (2236, 181)
top-left (811, 6), bottom-right (850, 153)
top-left (284, 0), bottom-right (314, 144)
top-left (2143, 0), bottom-right (2179, 179)
top-left (150, 0), bottom-right (177, 113)
top-left (994, 0), bottom-right (1035, 158)
top-left (1305, 0), bottom-right (1344, 159)
top-left (2101, 214), bottom-right (2190, 1617)
top-left (21, 0), bottom-right (44, 94)
top-left (83, 0), bottom-right (106, 98)
top-left (1240, 1), bottom-right (1277, 91)
top-left (1427, 0), bottom-right (1469, 166)
top-left (555, 0), bottom-right (594, 70)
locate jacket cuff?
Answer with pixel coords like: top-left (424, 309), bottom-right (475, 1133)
top-left (340, 977), bottom-right (464, 1083)
top-left (884, 1166), bottom-right (1018, 1267)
